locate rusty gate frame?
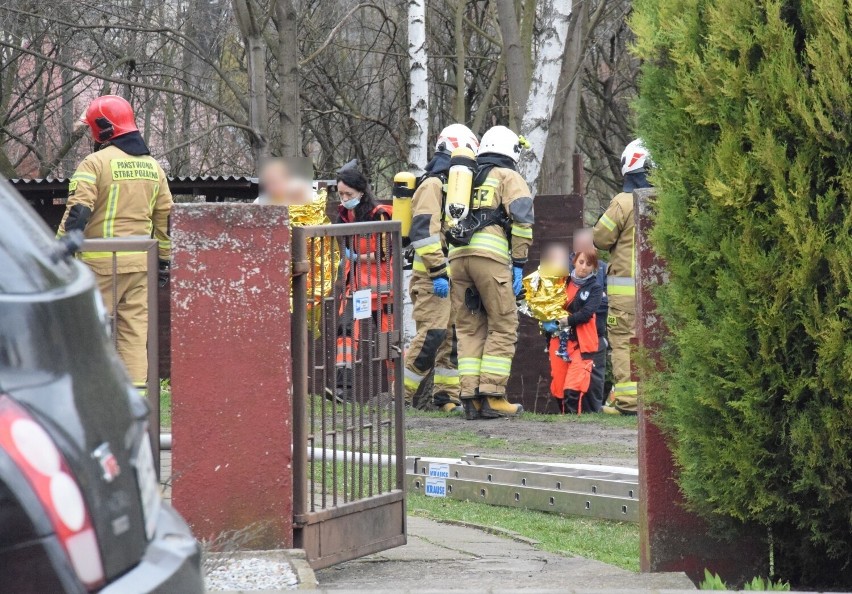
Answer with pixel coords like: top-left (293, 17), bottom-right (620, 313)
top-left (80, 238), bottom-right (160, 475)
top-left (291, 221), bottom-right (406, 569)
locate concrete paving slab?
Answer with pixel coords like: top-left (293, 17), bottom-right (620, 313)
top-left (316, 516), bottom-right (695, 591)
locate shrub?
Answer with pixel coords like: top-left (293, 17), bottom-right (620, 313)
top-left (699, 569), bottom-right (729, 591)
top-left (631, 0), bottom-right (852, 587)
top-left (743, 576), bottom-right (790, 591)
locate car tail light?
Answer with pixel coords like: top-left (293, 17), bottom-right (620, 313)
top-left (0, 396), bottom-right (105, 590)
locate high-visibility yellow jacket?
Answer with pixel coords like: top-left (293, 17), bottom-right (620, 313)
top-left (448, 167), bottom-right (534, 265)
top-left (409, 176), bottom-right (450, 279)
top-left (58, 145), bottom-right (172, 274)
top-left (593, 191), bottom-right (635, 297)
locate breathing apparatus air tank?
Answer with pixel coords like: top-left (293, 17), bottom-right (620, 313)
top-left (391, 171), bottom-right (417, 243)
top-left (444, 146), bottom-right (477, 224)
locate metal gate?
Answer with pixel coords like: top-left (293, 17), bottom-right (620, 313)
top-left (291, 221), bottom-right (406, 569)
top-left (79, 238), bottom-right (160, 474)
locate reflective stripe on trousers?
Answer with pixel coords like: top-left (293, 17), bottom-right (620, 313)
top-left (480, 354), bottom-right (511, 378)
top-left (433, 367), bottom-right (460, 386)
top-left (614, 381), bottom-right (638, 396)
top-left (607, 275), bottom-right (636, 297)
top-left (458, 357), bottom-right (481, 376)
top-left (404, 366), bottom-right (425, 391)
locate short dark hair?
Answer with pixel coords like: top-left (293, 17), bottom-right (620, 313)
top-left (573, 249), bottom-right (598, 269)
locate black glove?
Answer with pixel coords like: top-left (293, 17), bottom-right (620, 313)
top-left (158, 260), bottom-right (170, 288)
top-left (64, 205), bottom-right (92, 232)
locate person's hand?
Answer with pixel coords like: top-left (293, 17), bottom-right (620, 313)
top-left (344, 247), bottom-right (358, 261)
top-left (558, 316), bottom-right (571, 327)
top-left (512, 266), bottom-right (524, 296)
top-left (432, 276), bottom-right (450, 298)
top-left (541, 321), bottom-right (559, 334)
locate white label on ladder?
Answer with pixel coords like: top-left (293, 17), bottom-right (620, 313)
top-left (425, 477), bottom-right (446, 497)
top-left (428, 462), bottom-right (450, 478)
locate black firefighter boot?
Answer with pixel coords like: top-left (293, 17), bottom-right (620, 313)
top-left (461, 396), bottom-right (482, 420)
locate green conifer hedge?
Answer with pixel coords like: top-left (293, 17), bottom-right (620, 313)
top-left (630, 0), bottom-right (852, 586)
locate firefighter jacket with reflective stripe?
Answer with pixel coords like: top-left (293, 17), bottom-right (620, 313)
top-left (58, 145), bottom-right (173, 274)
top-left (409, 176), bottom-right (449, 279)
top-left (593, 192), bottom-right (635, 296)
top-left (447, 167), bottom-right (534, 265)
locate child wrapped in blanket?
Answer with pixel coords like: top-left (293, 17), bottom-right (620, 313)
top-left (520, 245), bottom-right (602, 414)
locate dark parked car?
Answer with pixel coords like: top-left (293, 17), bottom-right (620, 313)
top-left (0, 179), bottom-right (203, 593)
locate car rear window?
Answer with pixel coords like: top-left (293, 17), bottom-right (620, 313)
top-left (0, 179), bottom-right (79, 294)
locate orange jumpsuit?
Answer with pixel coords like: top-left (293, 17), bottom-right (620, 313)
top-left (549, 281), bottom-right (601, 414)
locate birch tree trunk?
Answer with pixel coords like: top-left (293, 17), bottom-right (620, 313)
top-left (517, 0), bottom-right (572, 196)
top-left (232, 0), bottom-right (269, 169)
top-left (407, 0), bottom-right (429, 174)
top-left (275, 0), bottom-right (301, 157)
top-left (453, 0), bottom-right (466, 122)
top-left (538, 0), bottom-right (587, 195)
top-left (519, 0), bottom-right (536, 88)
top-left (495, 0), bottom-right (530, 130)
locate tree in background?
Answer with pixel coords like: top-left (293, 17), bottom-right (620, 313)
top-left (517, 0), bottom-right (572, 196)
top-left (632, 0), bottom-right (852, 586)
top-left (0, 0), bottom-right (642, 211)
top-left (407, 0), bottom-right (429, 174)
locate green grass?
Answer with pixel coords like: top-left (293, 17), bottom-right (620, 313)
top-left (407, 407), bottom-right (639, 428)
top-left (408, 492), bottom-right (640, 571)
top-left (308, 459), bottom-right (397, 507)
top-left (405, 427), bottom-right (634, 460)
top-left (160, 379), bottom-right (171, 429)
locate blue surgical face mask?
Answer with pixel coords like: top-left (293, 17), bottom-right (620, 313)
top-left (342, 195), bottom-right (362, 210)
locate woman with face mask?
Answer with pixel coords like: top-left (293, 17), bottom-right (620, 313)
top-left (335, 162), bottom-right (389, 225)
top-left (333, 162), bottom-right (395, 401)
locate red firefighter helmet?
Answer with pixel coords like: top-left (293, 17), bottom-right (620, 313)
top-left (83, 95), bottom-right (138, 143)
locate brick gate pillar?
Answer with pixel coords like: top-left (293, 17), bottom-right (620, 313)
top-left (170, 204), bottom-right (293, 549)
top-left (634, 188), bottom-right (762, 584)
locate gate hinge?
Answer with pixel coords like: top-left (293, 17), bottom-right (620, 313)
top-left (292, 260), bottom-right (310, 276)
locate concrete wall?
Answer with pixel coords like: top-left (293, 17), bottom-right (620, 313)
top-left (170, 204), bottom-right (294, 549)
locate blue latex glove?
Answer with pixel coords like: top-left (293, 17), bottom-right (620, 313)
top-left (512, 266), bottom-right (524, 296)
top-left (432, 276), bottom-right (450, 298)
top-left (541, 321), bottom-right (559, 334)
top-left (344, 247), bottom-right (358, 261)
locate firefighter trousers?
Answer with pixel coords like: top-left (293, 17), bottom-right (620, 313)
top-left (608, 295), bottom-right (637, 413)
top-left (403, 274), bottom-right (459, 403)
top-left (450, 256), bottom-right (518, 398)
top-left (95, 270), bottom-right (149, 390)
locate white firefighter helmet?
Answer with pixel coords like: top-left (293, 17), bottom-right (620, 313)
top-left (435, 124), bottom-right (479, 154)
top-left (478, 125), bottom-right (524, 162)
top-left (621, 139), bottom-right (651, 176)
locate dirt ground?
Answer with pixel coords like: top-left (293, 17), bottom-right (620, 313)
top-left (404, 412), bottom-right (639, 468)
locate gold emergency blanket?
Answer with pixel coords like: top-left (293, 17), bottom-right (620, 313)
top-left (290, 188), bottom-right (340, 335)
top-left (518, 269), bottom-right (568, 322)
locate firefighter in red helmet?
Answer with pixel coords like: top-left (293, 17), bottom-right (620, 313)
top-left (58, 95), bottom-right (173, 395)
